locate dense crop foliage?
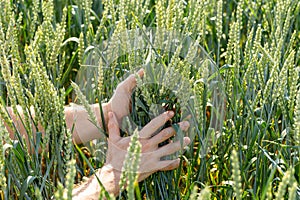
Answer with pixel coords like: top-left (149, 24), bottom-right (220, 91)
top-left (0, 0), bottom-right (299, 199)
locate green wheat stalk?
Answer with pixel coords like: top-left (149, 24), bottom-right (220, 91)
top-left (231, 149), bottom-right (243, 200)
top-left (119, 128), bottom-right (142, 198)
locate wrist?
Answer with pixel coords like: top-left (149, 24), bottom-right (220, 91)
top-left (72, 172), bottom-right (100, 200)
top-left (99, 164), bottom-right (121, 197)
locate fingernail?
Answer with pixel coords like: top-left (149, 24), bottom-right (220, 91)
top-left (184, 137), bottom-right (190, 145)
top-left (168, 111), bottom-right (174, 117)
top-left (138, 68), bottom-right (144, 76)
top-left (182, 121), bottom-right (189, 129)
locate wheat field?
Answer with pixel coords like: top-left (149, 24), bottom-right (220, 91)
top-left (0, 0), bottom-right (299, 199)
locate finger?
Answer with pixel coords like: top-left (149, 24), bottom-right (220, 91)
top-left (139, 111), bottom-right (174, 138)
top-left (159, 158), bottom-right (181, 171)
top-left (116, 69), bottom-right (144, 93)
top-left (157, 137), bottom-right (190, 157)
top-left (149, 121), bottom-right (190, 146)
top-left (107, 111), bottom-right (121, 142)
top-left (137, 68), bottom-right (144, 78)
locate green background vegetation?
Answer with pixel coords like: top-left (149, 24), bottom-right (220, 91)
top-left (0, 0), bottom-right (299, 199)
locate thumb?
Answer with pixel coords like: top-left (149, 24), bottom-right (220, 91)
top-left (116, 68), bottom-right (144, 93)
top-left (108, 111), bottom-right (120, 142)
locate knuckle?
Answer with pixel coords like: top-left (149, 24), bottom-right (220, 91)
top-left (142, 141), bottom-right (150, 149)
top-left (162, 128), bottom-right (173, 138)
top-left (147, 121), bottom-right (157, 131)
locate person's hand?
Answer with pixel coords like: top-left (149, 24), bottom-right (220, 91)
top-left (106, 69), bottom-right (144, 122)
top-left (99, 111), bottom-right (190, 196)
top-left (78, 69), bottom-right (143, 143)
top-left (70, 70), bottom-right (144, 143)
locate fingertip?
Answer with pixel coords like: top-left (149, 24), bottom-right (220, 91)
top-left (167, 110), bottom-right (174, 118)
top-left (172, 158), bottom-right (180, 169)
top-left (137, 68), bottom-right (144, 77)
top-left (179, 121), bottom-right (190, 131)
top-left (174, 158), bottom-right (180, 165)
top-left (183, 121), bottom-right (190, 127)
top-left (161, 158), bottom-right (180, 171)
top-left (184, 137), bottom-right (191, 145)
top-left (129, 74), bottom-right (136, 83)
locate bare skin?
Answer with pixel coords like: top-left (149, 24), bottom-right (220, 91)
top-left (67, 69), bottom-right (145, 144)
top-left (72, 111), bottom-right (190, 199)
top-left (3, 69), bottom-right (191, 198)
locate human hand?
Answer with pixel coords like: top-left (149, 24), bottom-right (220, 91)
top-left (106, 69), bottom-right (144, 122)
top-left (99, 111), bottom-right (190, 196)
